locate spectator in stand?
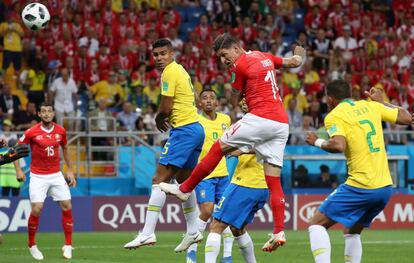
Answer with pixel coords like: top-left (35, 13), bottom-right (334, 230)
top-left (49, 68), bottom-right (78, 128)
top-left (189, 70), bottom-right (203, 96)
top-left (255, 27), bottom-right (270, 52)
top-left (84, 59), bottom-right (101, 86)
top-left (142, 103), bottom-right (157, 134)
top-left (283, 81), bottom-right (309, 114)
top-left (90, 71), bottom-right (125, 109)
top-left (333, 25), bottom-right (357, 61)
top-left (194, 15), bottom-right (212, 43)
top-left (293, 164), bottom-right (311, 188)
top-left (143, 76), bottom-right (160, 106)
top-left (96, 44), bottom-right (112, 72)
top-left (205, 0), bottom-right (222, 22)
top-left (128, 84), bottom-right (150, 110)
top-left (304, 4), bottom-right (325, 36)
top-left (303, 59), bottom-right (321, 95)
top-left (13, 102), bottom-right (39, 131)
top-left (294, 114), bottom-right (316, 145)
top-left (0, 12), bottom-right (24, 72)
top-left (20, 62), bottom-right (46, 109)
top-left (286, 99), bottom-right (303, 145)
top-left (352, 85), bottom-right (362, 101)
top-left (196, 58), bottom-right (215, 86)
top-left (167, 28), bottom-right (183, 55)
top-left (314, 165), bottom-right (338, 189)
top-left (79, 27), bottom-right (100, 57)
top-left (0, 83), bottom-right (20, 118)
top-left (311, 28), bottom-right (332, 71)
top-left (214, 0), bottom-right (236, 27)
top-left (211, 74), bottom-right (231, 98)
top-left (88, 98), bottom-right (115, 160)
top-left (117, 101), bottom-right (138, 131)
top-left (308, 100), bottom-right (324, 128)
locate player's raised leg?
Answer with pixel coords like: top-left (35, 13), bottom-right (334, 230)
top-left (124, 165), bottom-right (175, 249)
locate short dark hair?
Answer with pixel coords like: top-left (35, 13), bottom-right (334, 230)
top-left (326, 79), bottom-right (351, 101)
top-left (152, 38), bottom-right (173, 50)
top-left (200, 88), bottom-right (217, 97)
top-left (39, 102), bottom-right (54, 111)
top-left (213, 34), bottom-right (239, 52)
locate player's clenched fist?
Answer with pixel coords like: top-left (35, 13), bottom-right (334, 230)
top-left (0, 144), bottom-right (30, 165)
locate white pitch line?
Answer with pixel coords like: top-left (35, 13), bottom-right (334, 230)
top-left (3, 240), bottom-right (414, 251)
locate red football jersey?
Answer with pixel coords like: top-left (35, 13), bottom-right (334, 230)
top-left (18, 123), bottom-right (67, 175)
top-left (232, 51), bottom-right (288, 123)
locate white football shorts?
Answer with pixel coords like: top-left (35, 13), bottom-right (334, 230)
top-left (29, 171), bottom-right (71, 203)
top-left (221, 113), bottom-right (289, 167)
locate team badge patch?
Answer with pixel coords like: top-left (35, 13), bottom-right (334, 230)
top-left (200, 190), bottom-right (206, 199)
top-left (222, 123), bottom-right (227, 131)
top-left (162, 81), bottom-right (169, 92)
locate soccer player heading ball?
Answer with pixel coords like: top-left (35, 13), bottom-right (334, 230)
top-left (305, 80), bottom-right (413, 263)
top-left (160, 33), bottom-right (306, 252)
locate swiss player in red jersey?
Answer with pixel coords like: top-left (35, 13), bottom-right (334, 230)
top-left (161, 34), bottom-right (305, 252)
top-left (16, 102), bottom-right (76, 260)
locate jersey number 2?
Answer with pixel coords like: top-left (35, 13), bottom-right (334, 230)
top-left (45, 146), bottom-right (55, 156)
top-left (265, 70), bottom-right (281, 101)
top-left (359, 120), bottom-right (380, 153)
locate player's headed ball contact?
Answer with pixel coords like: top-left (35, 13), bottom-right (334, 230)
top-left (21, 3), bottom-right (51, 31)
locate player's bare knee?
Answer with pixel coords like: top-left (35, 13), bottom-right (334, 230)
top-left (230, 226), bottom-right (245, 237)
top-left (31, 203), bottom-right (43, 216)
top-left (209, 219), bottom-right (228, 234)
top-left (59, 200), bottom-right (72, 211)
top-left (199, 203), bottom-right (214, 221)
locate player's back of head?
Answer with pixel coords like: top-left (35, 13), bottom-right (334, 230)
top-left (152, 38), bottom-right (173, 50)
top-left (326, 79), bottom-right (351, 101)
top-left (213, 34), bottom-right (239, 52)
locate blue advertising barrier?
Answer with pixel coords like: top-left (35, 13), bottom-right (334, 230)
top-left (3, 145), bottom-right (413, 197)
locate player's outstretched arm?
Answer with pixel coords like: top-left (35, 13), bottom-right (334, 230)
top-left (364, 87), bottom-right (412, 125)
top-left (281, 45), bottom-right (306, 68)
top-left (306, 132), bottom-right (346, 153)
top-left (62, 144), bottom-right (77, 187)
top-left (0, 144), bottom-right (30, 166)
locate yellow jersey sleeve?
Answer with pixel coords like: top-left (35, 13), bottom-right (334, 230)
top-left (161, 67), bottom-right (176, 97)
top-left (370, 101), bottom-right (398, 124)
top-left (325, 113), bottom-right (347, 138)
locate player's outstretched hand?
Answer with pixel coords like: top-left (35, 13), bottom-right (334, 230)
top-left (239, 98), bottom-right (248, 113)
top-left (364, 87), bottom-right (383, 103)
top-left (293, 45), bottom-right (306, 59)
top-left (65, 170), bottom-right (77, 187)
top-left (0, 144), bottom-right (30, 165)
top-left (0, 138), bottom-right (7, 148)
top-left (305, 132), bottom-right (318, 146)
top-left (16, 168), bottom-right (26, 182)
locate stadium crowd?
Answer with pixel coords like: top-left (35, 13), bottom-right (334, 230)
top-left (0, 0), bottom-right (414, 145)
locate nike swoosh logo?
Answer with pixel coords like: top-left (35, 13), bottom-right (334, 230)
top-left (139, 236), bottom-right (152, 244)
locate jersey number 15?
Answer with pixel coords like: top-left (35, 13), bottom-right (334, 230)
top-left (45, 146), bottom-right (55, 156)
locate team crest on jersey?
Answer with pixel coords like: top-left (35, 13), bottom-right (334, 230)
top-left (200, 190), bottom-right (206, 199)
top-left (221, 123), bottom-right (227, 131)
top-left (35, 135), bottom-right (43, 140)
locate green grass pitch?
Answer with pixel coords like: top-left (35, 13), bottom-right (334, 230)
top-left (1, 230), bottom-right (413, 262)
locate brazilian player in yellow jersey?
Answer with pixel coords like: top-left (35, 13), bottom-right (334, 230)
top-left (186, 89), bottom-right (232, 263)
top-left (305, 80), bottom-right (413, 263)
top-left (204, 152), bottom-right (269, 263)
top-left (124, 39), bottom-right (204, 251)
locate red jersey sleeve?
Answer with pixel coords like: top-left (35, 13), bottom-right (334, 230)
top-left (231, 64), bottom-right (246, 91)
top-left (61, 129), bottom-right (68, 147)
top-left (18, 130), bottom-right (31, 144)
top-left (264, 53), bottom-right (283, 69)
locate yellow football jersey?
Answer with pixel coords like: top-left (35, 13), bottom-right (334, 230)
top-left (231, 154), bottom-right (267, 189)
top-left (161, 61), bottom-right (198, 128)
top-left (199, 113), bottom-right (231, 179)
top-left (325, 99), bottom-right (398, 189)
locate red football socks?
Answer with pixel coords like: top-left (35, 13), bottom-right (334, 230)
top-left (180, 141), bottom-right (224, 193)
top-left (28, 213), bottom-right (39, 247)
top-left (62, 209), bottom-right (73, 245)
top-left (265, 175), bottom-right (285, 234)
